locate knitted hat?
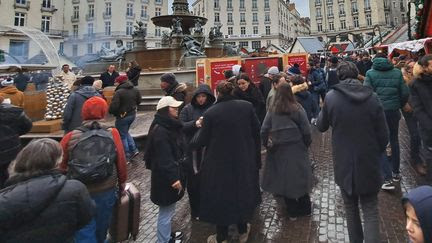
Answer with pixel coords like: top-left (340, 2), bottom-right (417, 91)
top-left (287, 66), bottom-right (301, 75)
top-left (81, 96), bottom-right (108, 120)
top-left (160, 73), bottom-right (177, 85)
top-left (1, 78), bottom-right (14, 87)
top-left (80, 76), bottom-right (95, 86)
top-left (115, 75), bottom-right (128, 84)
top-left (267, 66), bottom-right (279, 75)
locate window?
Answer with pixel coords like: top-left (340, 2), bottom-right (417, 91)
top-left (240, 13), bottom-right (246, 23)
top-left (366, 14), bottom-right (372, 26)
top-left (155, 27), bottom-right (161, 36)
top-left (59, 42), bottom-right (64, 55)
top-left (155, 7), bottom-right (161, 16)
top-left (340, 20), bottom-right (346, 29)
top-left (87, 43), bottom-right (93, 54)
top-left (72, 45), bottom-right (78, 57)
top-left (73, 25), bottom-right (78, 38)
top-left (126, 21), bottom-right (133, 35)
top-left (227, 0), bottom-right (232, 9)
top-left (105, 21), bottom-right (111, 35)
top-left (240, 0), bottom-right (245, 9)
top-left (73, 6), bottom-right (79, 19)
top-left (240, 26), bottom-right (246, 35)
top-left (329, 21), bottom-right (334, 30)
top-left (316, 8), bottom-right (322, 17)
top-left (252, 0), bottom-right (257, 9)
top-left (14, 13), bottom-right (25, 26)
top-left (9, 40), bottom-right (29, 62)
top-left (392, 1), bottom-right (396, 8)
top-left (239, 41), bottom-right (248, 48)
top-left (252, 41), bottom-right (261, 50)
top-left (87, 23), bottom-right (94, 35)
top-left (214, 0), bottom-right (219, 8)
top-left (105, 2), bottom-right (112, 16)
top-left (41, 16), bottom-right (50, 33)
top-left (352, 2), bottom-right (358, 13)
top-left (127, 3), bottom-right (134, 16)
top-left (364, 0), bottom-right (370, 10)
top-left (228, 13), bottom-right (233, 23)
top-left (265, 26), bottom-right (271, 35)
top-left (265, 12), bottom-right (270, 22)
top-left (228, 26), bottom-right (233, 35)
top-left (252, 13), bottom-right (258, 22)
top-left (215, 12), bottom-right (220, 23)
top-left (266, 40), bottom-right (272, 46)
top-left (141, 5), bottom-right (147, 18)
top-left (394, 17), bottom-right (399, 25)
top-left (327, 7), bottom-right (333, 16)
top-left (339, 4), bottom-right (345, 15)
top-left (401, 13), bottom-right (406, 24)
top-left (88, 4), bottom-right (94, 17)
top-left (385, 12), bottom-right (389, 25)
top-left (353, 16), bottom-right (359, 27)
top-left (253, 26), bottom-right (258, 34)
top-left (42, 0), bottom-right (51, 8)
top-left (317, 23), bottom-right (323, 31)
top-left (15, 0), bottom-right (26, 4)
top-left (264, 0), bottom-right (270, 9)
top-left (155, 0), bottom-right (162, 4)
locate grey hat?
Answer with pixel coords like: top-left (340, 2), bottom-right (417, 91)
top-left (337, 61), bottom-right (359, 80)
top-left (267, 66), bottom-right (279, 75)
top-left (160, 73), bottom-right (177, 85)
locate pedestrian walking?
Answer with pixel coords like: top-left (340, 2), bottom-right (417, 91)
top-left (234, 74), bottom-right (266, 123)
top-left (317, 61), bottom-right (389, 243)
top-left (109, 75), bottom-right (142, 161)
top-left (260, 66), bottom-right (279, 101)
top-left (402, 186), bottom-right (432, 243)
top-left (58, 64), bottom-right (76, 89)
top-left (160, 73), bottom-right (188, 103)
top-left (126, 60), bottom-right (142, 87)
top-left (60, 97), bottom-right (127, 243)
top-left (63, 76), bottom-right (101, 133)
top-left (0, 138), bottom-right (95, 243)
top-left (266, 74), bottom-right (287, 111)
top-left (261, 83), bottom-right (313, 220)
top-left (0, 95), bottom-right (32, 188)
top-left (364, 56), bottom-right (409, 182)
top-left (0, 78), bottom-right (24, 107)
top-left (356, 51), bottom-right (373, 78)
top-left (144, 96), bottom-right (186, 243)
top-left (100, 65), bottom-right (120, 88)
top-left (411, 55), bottom-right (432, 180)
top-left (191, 81), bottom-right (261, 243)
top-left (308, 61), bottom-right (327, 117)
top-left (292, 75), bottom-right (317, 122)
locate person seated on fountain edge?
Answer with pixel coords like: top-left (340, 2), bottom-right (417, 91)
top-left (160, 73), bottom-right (188, 110)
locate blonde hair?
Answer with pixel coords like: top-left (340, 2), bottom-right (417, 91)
top-left (93, 80), bottom-right (103, 90)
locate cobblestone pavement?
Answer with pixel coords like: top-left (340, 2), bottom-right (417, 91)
top-left (126, 121), bottom-right (430, 243)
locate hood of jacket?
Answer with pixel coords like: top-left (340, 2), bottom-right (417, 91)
top-left (402, 186), bottom-right (432, 243)
top-left (333, 78), bottom-right (373, 103)
top-left (292, 82), bottom-right (309, 94)
top-left (165, 82), bottom-right (187, 95)
top-left (0, 86), bottom-right (20, 95)
top-left (191, 84), bottom-right (215, 108)
top-left (115, 81), bottom-right (134, 91)
top-left (372, 58), bottom-right (394, 71)
top-left (0, 171), bottom-right (66, 230)
top-left (75, 85), bottom-right (100, 98)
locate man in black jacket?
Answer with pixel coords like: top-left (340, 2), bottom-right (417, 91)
top-left (100, 65), bottom-right (120, 88)
top-left (160, 73), bottom-right (188, 104)
top-left (0, 95), bottom-right (32, 188)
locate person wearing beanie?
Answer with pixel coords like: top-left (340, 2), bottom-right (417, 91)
top-left (260, 66), bottom-right (279, 101)
top-left (317, 61), bottom-right (388, 243)
top-left (0, 78), bottom-right (24, 108)
top-left (402, 186), bottom-right (432, 243)
top-left (63, 76), bottom-right (101, 133)
top-left (60, 96), bottom-right (127, 243)
top-left (224, 70), bottom-right (236, 84)
top-left (109, 75), bottom-right (142, 160)
top-left (145, 96), bottom-right (185, 243)
top-left (160, 72), bottom-right (188, 105)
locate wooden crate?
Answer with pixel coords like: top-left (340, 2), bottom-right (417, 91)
top-left (30, 119), bottom-right (63, 133)
top-left (23, 90), bottom-right (46, 121)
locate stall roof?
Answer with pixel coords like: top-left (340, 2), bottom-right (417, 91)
top-left (0, 64), bottom-right (57, 73)
top-left (289, 37), bottom-right (324, 54)
top-left (387, 37), bottom-right (432, 55)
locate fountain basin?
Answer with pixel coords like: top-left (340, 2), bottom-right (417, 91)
top-left (151, 15), bottom-right (207, 35)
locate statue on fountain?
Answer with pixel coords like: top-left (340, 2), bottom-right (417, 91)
top-left (214, 24), bottom-right (223, 38)
top-left (99, 39), bottom-right (127, 61)
top-left (208, 24), bottom-right (224, 46)
top-left (193, 18), bottom-right (203, 35)
top-left (181, 35), bottom-right (205, 57)
top-left (171, 17), bottom-right (183, 35)
top-left (223, 43), bottom-right (240, 56)
top-left (132, 21), bottom-right (147, 38)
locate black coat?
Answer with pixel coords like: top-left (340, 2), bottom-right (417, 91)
top-left (317, 79), bottom-right (389, 196)
top-left (127, 66), bottom-right (142, 86)
top-left (146, 114), bottom-right (186, 206)
top-left (234, 85), bottom-right (266, 123)
top-left (0, 171), bottom-right (95, 242)
top-left (356, 59), bottom-right (373, 76)
top-left (109, 82), bottom-right (142, 118)
top-left (0, 104), bottom-right (32, 166)
top-left (191, 96), bottom-right (261, 225)
top-left (295, 90), bottom-right (317, 122)
top-left (100, 71), bottom-right (120, 88)
top-left (410, 74), bottom-right (432, 146)
top-left (259, 76), bottom-right (272, 102)
top-left (14, 73), bottom-right (30, 92)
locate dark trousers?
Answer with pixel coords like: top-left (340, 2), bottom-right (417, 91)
top-left (284, 194), bottom-right (311, 217)
top-left (0, 163), bottom-right (10, 189)
top-left (341, 190), bottom-right (380, 243)
top-left (419, 127), bottom-right (432, 180)
top-left (384, 110), bottom-right (401, 174)
top-left (380, 153), bottom-right (392, 181)
top-left (186, 171), bottom-right (200, 218)
top-left (216, 223), bottom-right (247, 242)
top-left (402, 111), bottom-right (421, 162)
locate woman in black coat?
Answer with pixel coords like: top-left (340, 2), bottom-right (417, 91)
top-left (191, 81), bottom-right (261, 243)
top-left (291, 75), bottom-right (318, 122)
top-left (234, 74), bottom-right (266, 124)
top-left (0, 138), bottom-right (94, 243)
top-left (126, 60), bottom-right (142, 86)
top-left (179, 84), bottom-right (215, 219)
top-left (145, 96), bottom-right (186, 243)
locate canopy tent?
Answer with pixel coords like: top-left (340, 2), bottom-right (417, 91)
top-left (386, 37), bottom-right (432, 56)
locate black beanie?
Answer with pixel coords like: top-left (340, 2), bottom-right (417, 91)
top-left (80, 76), bottom-right (95, 86)
top-left (160, 73), bottom-right (177, 85)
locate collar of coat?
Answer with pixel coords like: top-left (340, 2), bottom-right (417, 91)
top-left (215, 94), bottom-right (236, 104)
top-left (291, 82), bottom-right (309, 94)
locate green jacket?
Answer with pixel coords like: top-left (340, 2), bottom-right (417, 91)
top-left (364, 58), bottom-right (409, 111)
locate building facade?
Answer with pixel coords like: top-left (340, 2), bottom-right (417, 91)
top-left (309, 0), bottom-right (409, 44)
top-left (191, 0), bottom-right (310, 51)
top-left (0, 0), bottom-right (65, 63)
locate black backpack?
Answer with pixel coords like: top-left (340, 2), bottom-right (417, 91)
top-left (67, 122), bottom-right (117, 184)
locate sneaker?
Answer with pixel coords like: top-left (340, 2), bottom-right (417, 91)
top-left (129, 150), bottom-right (140, 160)
top-left (168, 239), bottom-right (182, 243)
top-left (207, 234), bottom-right (227, 243)
top-left (392, 173), bottom-right (402, 182)
top-left (289, 217), bottom-right (298, 221)
top-left (238, 224), bottom-right (251, 243)
top-left (381, 180), bottom-right (395, 190)
top-left (171, 231), bottom-right (183, 240)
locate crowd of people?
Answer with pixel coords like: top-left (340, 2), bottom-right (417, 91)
top-left (0, 51), bottom-right (432, 243)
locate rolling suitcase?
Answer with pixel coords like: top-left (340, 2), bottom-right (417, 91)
top-left (109, 183), bottom-right (141, 242)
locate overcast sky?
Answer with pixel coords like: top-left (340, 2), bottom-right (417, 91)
top-left (168, 0), bottom-right (310, 17)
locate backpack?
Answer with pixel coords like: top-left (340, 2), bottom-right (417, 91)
top-left (67, 122), bottom-right (117, 184)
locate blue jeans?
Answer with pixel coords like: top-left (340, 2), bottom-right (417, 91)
top-left (380, 153), bottom-right (392, 181)
top-left (75, 188), bottom-right (117, 243)
top-left (384, 110), bottom-right (401, 174)
top-left (157, 203), bottom-right (176, 243)
top-left (115, 113), bottom-right (138, 158)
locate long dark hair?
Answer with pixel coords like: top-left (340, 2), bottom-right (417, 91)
top-left (270, 83), bottom-right (300, 115)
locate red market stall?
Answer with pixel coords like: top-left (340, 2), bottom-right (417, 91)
top-left (386, 37), bottom-right (432, 57)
